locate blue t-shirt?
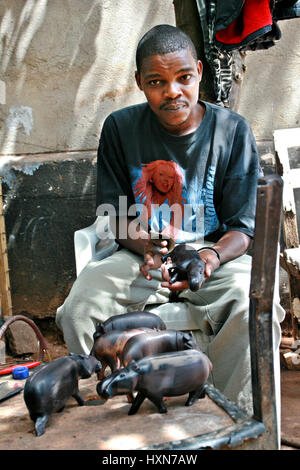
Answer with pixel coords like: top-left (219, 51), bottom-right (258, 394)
top-left (96, 101), bottom-right (259, 243)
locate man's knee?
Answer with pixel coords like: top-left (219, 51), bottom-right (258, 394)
top-left (201, 270), bottom-right (250, 326)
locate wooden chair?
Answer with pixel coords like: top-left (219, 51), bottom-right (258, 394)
top-left (274, 128), bottom-right (300, 341)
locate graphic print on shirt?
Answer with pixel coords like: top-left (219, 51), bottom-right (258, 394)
top-left (130, 160), bottom-right (220, 243)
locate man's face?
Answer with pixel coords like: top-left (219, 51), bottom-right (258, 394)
top-left (135, 48), bottom-right (203, 135)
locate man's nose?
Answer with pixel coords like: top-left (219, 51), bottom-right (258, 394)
top-left (163, 81), bottom-right (182, 99)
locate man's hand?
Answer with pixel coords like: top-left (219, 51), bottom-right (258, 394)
top-left (112, 216), bottom-right (175, 281)
top-left (160, 231), bottom-right (251, 292)
top-left (197, 249), bottom-right (221, 278)
top-left (140, 237), bottom-right (169, 280)
top-left (161, 263), bottom-right (189, 291)
top-left (160, 249), bottom-right (219, 291)
top-left (160, 244), bottom-right (206, 292)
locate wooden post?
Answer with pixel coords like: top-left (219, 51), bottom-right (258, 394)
top-left (249, 175), bottom-right (283, 449)
top-left (0, 176), bottom-right (12, 316)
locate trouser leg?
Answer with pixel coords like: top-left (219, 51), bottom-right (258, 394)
top-left (56, 248), bottom-right (170, 354)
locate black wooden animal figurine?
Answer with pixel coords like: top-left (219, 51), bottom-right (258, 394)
top-left (23, 353), bottom-right (101, 436)
top-left (97, 349), bottom-right (212, 415)
top-left (161, 244), bottom-right (205, 291)
top-left (121, 330), bottom-right (198, 367)
top-left (93, 311), bottom-right (166, 339)
top-left (90, 328), bottom-right (153, 380)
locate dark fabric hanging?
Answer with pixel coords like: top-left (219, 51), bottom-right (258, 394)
top-left (215, 0), bottom-right (273, 50)
top-left (214, 0), bottom-right (245, 31)
top-left (273, 0), bottom-right (300, 19)
top-left (195, 0), bottom-right (300, 106)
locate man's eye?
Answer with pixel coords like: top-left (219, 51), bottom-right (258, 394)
top-left (148, 80), bottom-right (160, 86)
top-left (181, 74), bottom-right (192, 81)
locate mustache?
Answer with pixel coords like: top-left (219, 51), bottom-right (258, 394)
top-left (159, 100), bottom-right (188, 110)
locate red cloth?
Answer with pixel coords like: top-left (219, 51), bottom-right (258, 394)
top-left (215, 0), bottom-right (273, 46)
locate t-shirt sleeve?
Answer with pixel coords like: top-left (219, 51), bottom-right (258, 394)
top-left (217, 118), bottom-right (260, 238)
top-left (96, 115), bottom-right (135, 215)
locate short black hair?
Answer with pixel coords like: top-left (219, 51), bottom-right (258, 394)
top-left (136, 24), bottom-right (198, 74)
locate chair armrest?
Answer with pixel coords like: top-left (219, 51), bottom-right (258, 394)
top-left (74, 216), bottom-right (118, 276)
top-left (283, 247), bottom-right (300, 271)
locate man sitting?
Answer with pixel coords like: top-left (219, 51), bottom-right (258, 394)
top-left (56, 25), bottom-right (284, 423)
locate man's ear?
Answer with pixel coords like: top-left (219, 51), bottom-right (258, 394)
top-left (135, 71), bottom-right (143, 91)
top-left (197, 60), bottom-right (203, 82)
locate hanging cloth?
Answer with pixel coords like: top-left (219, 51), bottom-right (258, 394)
top-left (215, 0), bottom-right (273, 50)
top-left (273, 0), bottom-right (300, 19)
top-left (196, 0), bottom-right (234, 107)
top-left (195, 0), bottom-right (300, 106)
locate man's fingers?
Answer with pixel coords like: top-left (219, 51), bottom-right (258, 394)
top-left (161, 265), bottom-right (188, 291)
top-left (140, 263), bottom-right (152, 280)
top-left (161, 280), bottom-right (189, 291)
top-left (144, 252), bottom-right (155, 267)
top-left (146, 245), bottom-right (169, 256)
top-left (160, 246), bottom-right (169, 255)
top-left (151, 239), bottom-right (168, 247)
top-left (204, 264), bottom-right (212, 278)
top-left (161, 264), bottom-right (171, 281)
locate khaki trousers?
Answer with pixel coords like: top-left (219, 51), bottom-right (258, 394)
top-left (56, 242), bottom-right (285, 423)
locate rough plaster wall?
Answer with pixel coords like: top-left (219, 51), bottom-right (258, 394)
top-left (238, 19), bottom-right (300, 141)
top-left (0, 0), bottom-right (175, 156)
top-left (0, 3), bottom-right (299, 156)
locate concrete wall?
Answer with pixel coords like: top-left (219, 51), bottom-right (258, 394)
top-left (239, 19), bottom-right (300, 236)
top-left (0, 0), bottom-right (176, 318)
top-left (239, 20), bottom-right (300, 140)
top-left (0, 2), bottom-right (299, 320)
top-left (0, 0), bottom-right (175, 155)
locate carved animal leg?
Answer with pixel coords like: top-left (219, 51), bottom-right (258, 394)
top-left (146, 393), bottom-right (168, 413)
top-left (185, 385), bottom-right (206, 406)
top-left (73, 391), bottom-right (85, 406)
top-left (106, 358), bottom-right (118, 376)
top-left (97, 363), bottom-right (107, 380)
top-left (126, 392), bottom-right (135, 403)
top-left (35, 414), bottom-right (49, 437)
top-left (128, 392), bottom-right (146, 415)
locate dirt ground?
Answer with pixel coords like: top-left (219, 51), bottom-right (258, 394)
top-left (280, 368), bottom-right (300, 450)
